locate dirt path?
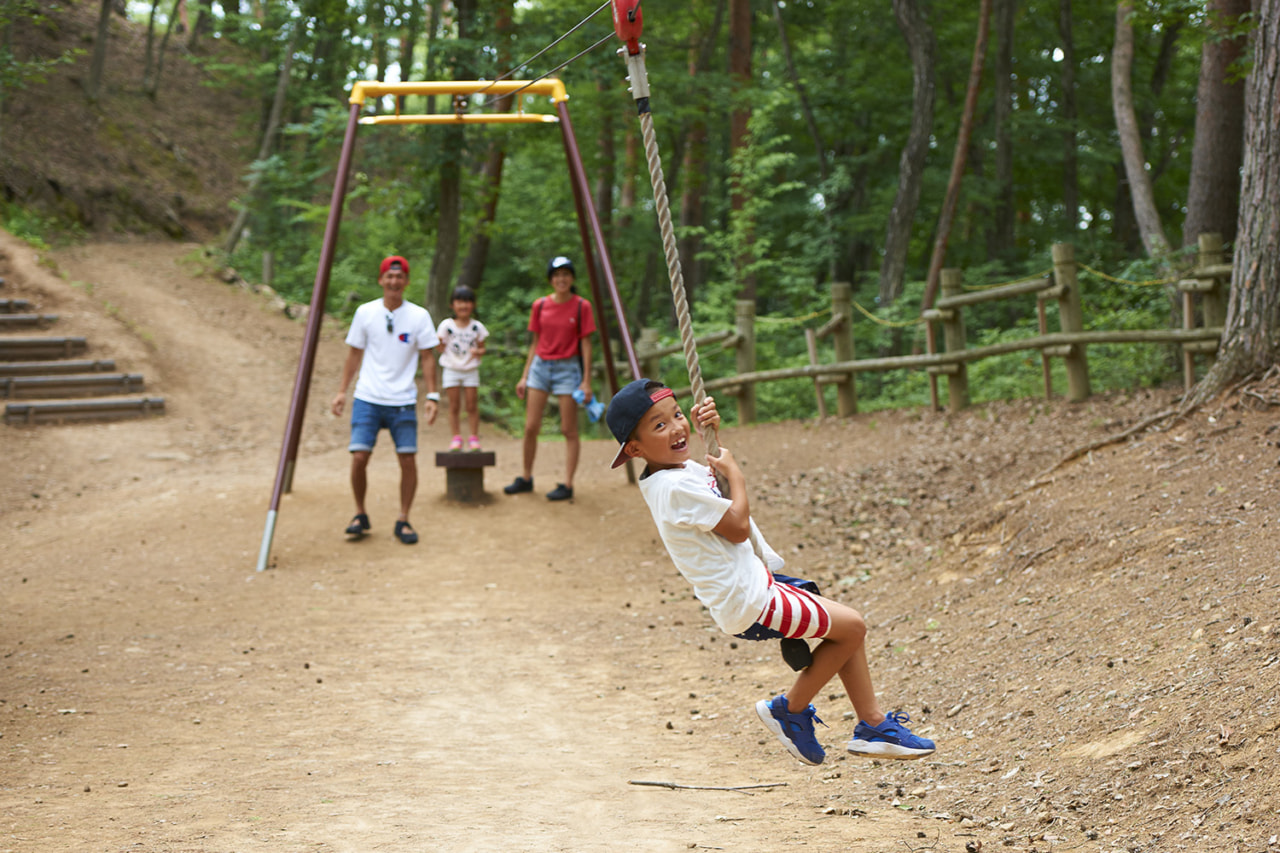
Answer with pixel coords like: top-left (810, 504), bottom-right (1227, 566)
top-left (2, 238), bottom-right (932, 852)
top-left (5, 236), bottom-right (1280, 853)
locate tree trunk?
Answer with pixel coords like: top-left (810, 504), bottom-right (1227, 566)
top-left (676, 0), bottom-right (723, 303)
top-left (187, 0), bottom-right (213, 51)
top-left (1183, 0), bottom-right (1248, 248)
top-left (142, 0), bottom-right (162, 91)
top-left (145, 0), bottom-right (183, 100)
top-left (878, 0), bottom-right (936, 306)
top-left (87, 0), bottom-right (113, 101)
top-left (990, 0), bottom-right (1016, 262)
top-left (1189, 0), bottom-right (1280, 405)
top-left (728, 0), bottom-right (754, 301)
top-left (1111, 2), bottom-right (1170, 259)
top-left (223, 25), bottom-right (297, 257)
top-left (426, 0), bottom-right (476, 319)
top-left (1058, 0), bottom-right (1079, 233)
top-left (455, 0), bottom-right (513, 293)
top-left (921, 0), bottom-right (991, 313)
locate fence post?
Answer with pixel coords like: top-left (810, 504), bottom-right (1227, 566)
top-left (1198, 232), bottom-right (1227, 369)
top-left (638, 327), bottom-right (661, 380)
top-left (830, 282), bottom-right (858, 416)
top-left (939, 268), bottom-right (970, 411)
top-left (735, 299), bottom-right (757, 425)
top-left (1052, 242), bottom-right (1091, 402)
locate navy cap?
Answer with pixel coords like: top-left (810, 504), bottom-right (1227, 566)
top-left (606, 379), bottom-right (673, 468)
top-left (547, 256), bottom-right (575, 278)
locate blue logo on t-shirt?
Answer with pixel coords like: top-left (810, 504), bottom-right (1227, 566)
top-left (398, 333), bottom-right (410, 343)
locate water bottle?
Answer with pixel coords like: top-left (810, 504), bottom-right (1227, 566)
top-left (572, 388), bottom-right (605, 423)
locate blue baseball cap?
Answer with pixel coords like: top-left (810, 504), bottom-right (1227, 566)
top-left (606, 378), bottom-right (674, 468)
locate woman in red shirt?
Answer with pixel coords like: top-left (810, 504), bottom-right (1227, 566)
top-left (505, 256), bottom-right (597, 501)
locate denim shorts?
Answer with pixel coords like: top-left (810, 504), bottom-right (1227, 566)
top-left (349, 398), bottom-right (418, 454)
top-left (527, 355), bottom-right (582, 396)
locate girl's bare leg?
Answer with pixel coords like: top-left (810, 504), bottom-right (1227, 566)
top-left (446, 386), bottom-right (462, 436)
top-left (465, 386), bottom-right (480, 436)
top-left (521, 388), bottom-right (549, 479)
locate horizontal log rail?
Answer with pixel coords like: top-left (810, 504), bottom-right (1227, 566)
top-left (677, 327), bottom-right (1222, 396)
top-left (935, 275), bottom-right (1054, 309)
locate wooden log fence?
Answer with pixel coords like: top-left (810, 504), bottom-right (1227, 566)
top-left (621, 238), bottom-right (1228, 423)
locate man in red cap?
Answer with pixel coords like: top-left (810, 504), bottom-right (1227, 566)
top-left (331, 255), bottom-right (440, 544)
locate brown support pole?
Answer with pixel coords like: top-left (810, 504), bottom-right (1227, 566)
top-left (257, 102), bottom-right (362, 572)
top-left (557, 100), bottom-right (639, 387)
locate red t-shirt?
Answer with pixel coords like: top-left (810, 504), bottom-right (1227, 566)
top-left (529, 295), bottom-right (596, 361)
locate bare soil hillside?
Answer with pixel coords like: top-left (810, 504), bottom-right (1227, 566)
top-left (2, 3), bottom-right (254, 239)
top-left (2, 232), bottom-right (1279, 853)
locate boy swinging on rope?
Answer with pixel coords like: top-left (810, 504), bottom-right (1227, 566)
top-left (607, 379), bottom-right (936, 766)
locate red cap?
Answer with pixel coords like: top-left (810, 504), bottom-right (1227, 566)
top-left (380, 255), bottom-right (410, 276)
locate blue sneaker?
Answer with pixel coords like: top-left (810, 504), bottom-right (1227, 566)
top-left (847, 711), bottom-right (935, 760)
top-left (755, 695), bottom-right (827, 765)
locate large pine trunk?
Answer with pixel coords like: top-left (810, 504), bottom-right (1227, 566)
top-left (1191, 0), bottom-right (1280, 402)
top-left (877, 0), bottom-right (936, 306)
top-left (1182, 0), bottom-right (1248, 248)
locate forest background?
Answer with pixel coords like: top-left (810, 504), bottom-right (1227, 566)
top-left (0, 0), bottom-right (1270, 432)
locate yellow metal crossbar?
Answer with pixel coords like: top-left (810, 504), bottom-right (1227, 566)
top-left (348, 80), bottom-right (569, 126)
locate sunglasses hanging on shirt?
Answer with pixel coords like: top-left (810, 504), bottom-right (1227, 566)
top-left (386, 313), bottom-right (394, 334)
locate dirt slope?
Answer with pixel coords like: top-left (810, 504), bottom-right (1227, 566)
top-left (2, 233), bottom-right (1278, 853)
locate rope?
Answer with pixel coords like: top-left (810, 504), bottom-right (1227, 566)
top-left (755, 308), bottom-right (829, 325)
top-left (1076, 262), bottom-right (1180, 287)
top-left (637, 108), bottom-right (719, 457)
top-left (851, 299), bottom-right (926, 327)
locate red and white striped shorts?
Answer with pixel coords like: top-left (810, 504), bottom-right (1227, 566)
top-left (756, 577), bottom-right (831, 639)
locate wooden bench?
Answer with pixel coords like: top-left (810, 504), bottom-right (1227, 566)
top-left (434, 450), bottom-right (496, 502)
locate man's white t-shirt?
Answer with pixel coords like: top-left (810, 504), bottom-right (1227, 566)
top-left (638, 460), bottom-right (783, 635)
top-left (345, 298), bottom-right (440, 406)
top-left (437, 317), bottom-right (489, 371)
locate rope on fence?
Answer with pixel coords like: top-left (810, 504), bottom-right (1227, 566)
top-left (961, 268), bottom-right (1055, 291)
top-left (755, 308), bottom-right (830, 326)
top-left (1076, 262), bottom-right (1181, 287)
top-left (851, 299), bottom-right (927, 328)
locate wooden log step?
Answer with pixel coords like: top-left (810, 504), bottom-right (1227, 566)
top-left (0, 359), bottom-right (116, 377)
top-left (0, 313), bottom-right (59, 329)
top-left (4, 396), bottom-right (165, 425)
top-left (0, 299), bottom-right (33, 313)
top-left (1, 373), bottom-right (145, 399)
top-left (0, 337), bottom-right (88, 360)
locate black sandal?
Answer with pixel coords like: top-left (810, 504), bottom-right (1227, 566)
top-left (394, 520), bottom-right (419, 545)
top-left (345, 513), bottom-right (370, 538)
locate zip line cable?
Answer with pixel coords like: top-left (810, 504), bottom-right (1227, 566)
top-left (476, 1), bottom-right (611, 97)
top-left (504, 31), bottom-right (617, 102)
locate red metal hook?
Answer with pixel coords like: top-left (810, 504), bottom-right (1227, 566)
top-left (611, 0), bottom-right (643, 55)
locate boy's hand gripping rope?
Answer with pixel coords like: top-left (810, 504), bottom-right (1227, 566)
top-left (612, 0), bottom-right (721, 460)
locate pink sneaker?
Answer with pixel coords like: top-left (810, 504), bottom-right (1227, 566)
top-left (449, 435), bottom-right (463, 451)
top-left (467, 435), bottom-right (481, 451)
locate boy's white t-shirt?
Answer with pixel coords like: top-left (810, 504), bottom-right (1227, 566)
top-left (437, 317), bottom-right (489, 371)
top-left (345, 298), bottom-right (439, 406)
top-left (637, 460), bottom-right (783, 635)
